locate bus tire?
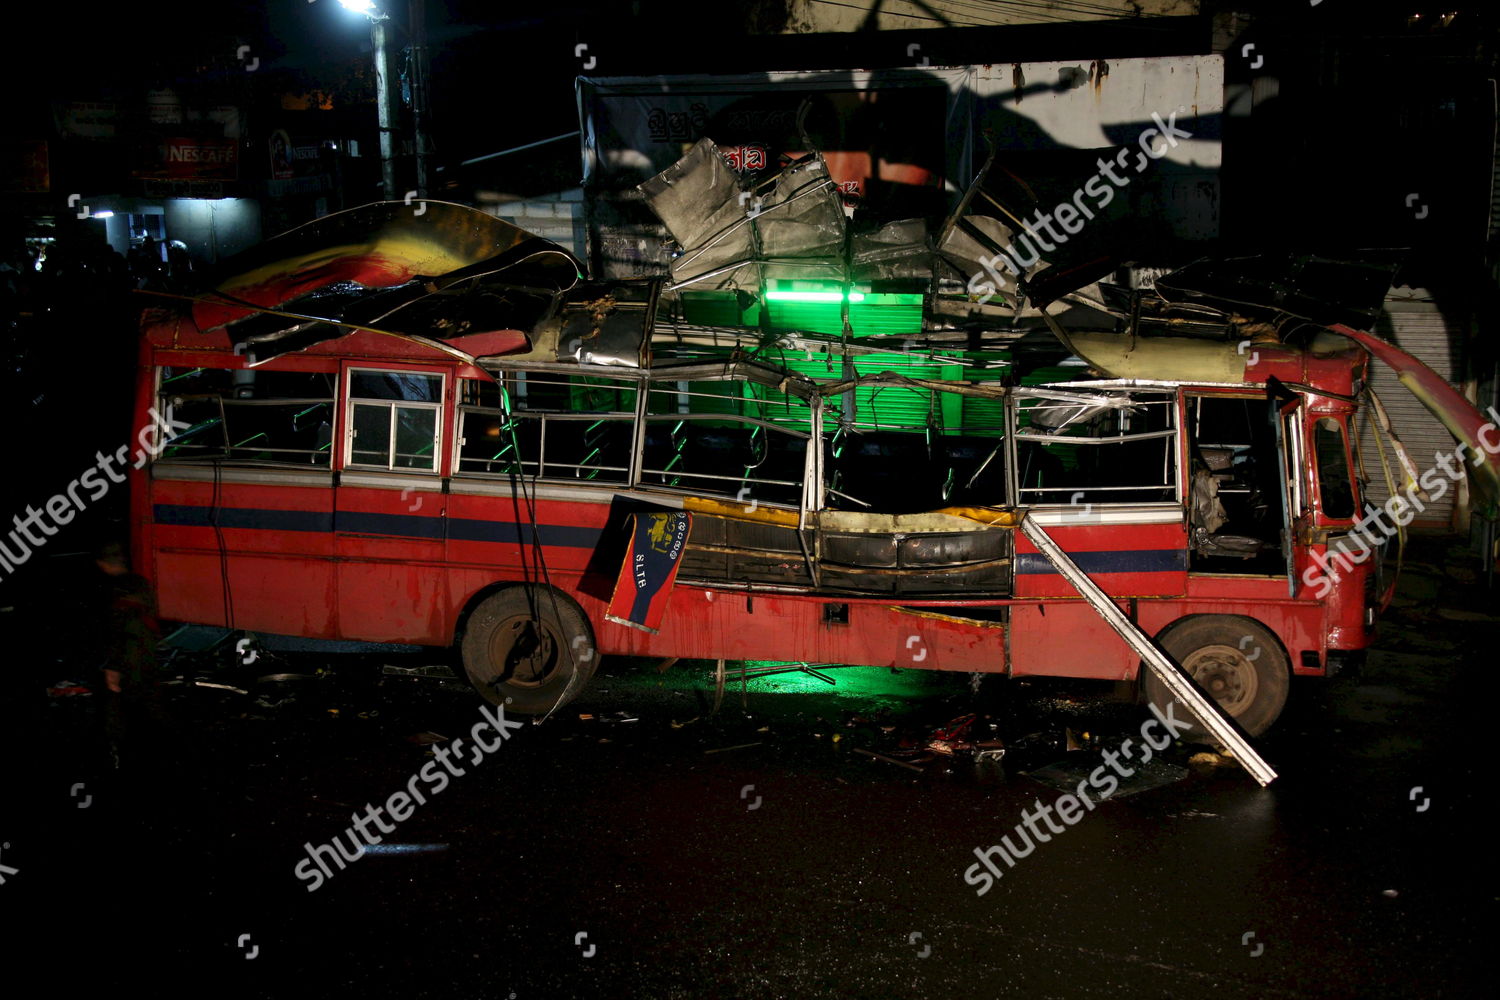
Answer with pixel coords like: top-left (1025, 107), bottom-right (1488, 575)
top-left (459, 586), bottom-right (598, 716)
top-left (1142, 615), bottom-right (1290, 740)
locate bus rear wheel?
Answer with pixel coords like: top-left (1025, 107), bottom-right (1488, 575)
top-left (459, 586), bottom-right (597, 715)
top-left (1142, 615), bottom-right (1290, 739)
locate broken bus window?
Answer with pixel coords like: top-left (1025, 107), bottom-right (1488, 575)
top-left (157, 366), bottom-right (336, 466)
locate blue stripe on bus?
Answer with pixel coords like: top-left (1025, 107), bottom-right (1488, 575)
top-left (153, 504), bottom-right (601, 549)
top-left (446, 519), bottom-right (601, 549)
top-left (338, 511), bottom-right (446, 540)
top-left (152, 505), bottom-right (1179, 570)
top-left (1015, 549), bottom-right (1187, 575)
top-left (154, 504), bottom-right (334, 533)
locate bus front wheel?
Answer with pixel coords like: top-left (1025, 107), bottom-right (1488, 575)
top-left (459, 586), bottom-right (598, 715)
top-left (1142, 615), bottom-right (1290, 740)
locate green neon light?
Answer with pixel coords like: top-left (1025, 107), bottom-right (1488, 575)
top-left (764, 290), bottom-right (866, 303)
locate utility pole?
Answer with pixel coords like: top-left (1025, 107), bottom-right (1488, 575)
top-left (409, 0), bottom-right (431, 198)
top-left (372, 16), bottom-right (398, 200)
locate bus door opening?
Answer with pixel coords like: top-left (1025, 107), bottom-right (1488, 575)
top-left (1186, 392), bottom-right (1290, 577)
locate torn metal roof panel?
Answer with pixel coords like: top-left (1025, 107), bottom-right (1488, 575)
top-left (641, 138), bottom-right (850, 294)
top-left (179, 200), bottom-right (583, 365)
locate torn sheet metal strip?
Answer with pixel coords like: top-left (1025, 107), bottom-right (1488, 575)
top-left (1362, 387), bottom-right (1425, 498)
top-left (1331, 323), bottom-right (1499, 511)
top-left (1018, 514), bottom-right (1278, 787)
top-left (136, 289), bottom-right (491, 369)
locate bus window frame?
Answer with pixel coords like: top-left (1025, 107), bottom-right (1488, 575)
top-left (454, 370), bottom-right (641, 484)
top-left (1310, 412), bottom-right (1359, 526)
top-left (638, 375), bottom-right (814, 508)
top-left (1007, 386), bottom-right (1183, 510)
top-left (154, 364), bottom-right (339, 468)
top-left (341, 363), bottom-right (449, 475)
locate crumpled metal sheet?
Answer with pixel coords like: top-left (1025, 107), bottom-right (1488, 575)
top-left (639, 138), bottom-right (754, 291)
top-left (935, 150), bottom-right (1041, 296)
top-left (641, 141), bottom-right (942, 306)
top-left (850, 218), bottom-right (938, 283)
top-left (639, 138), bottom-right (847, 294)
top-left (550, 278), bottom-right (664, 368)
top-left (935, 212), bottom-right (1019, 284)
top-left (754, 154), bottom-right (846, 289)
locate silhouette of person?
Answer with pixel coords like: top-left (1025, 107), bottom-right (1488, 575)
top-left (95, 541), bottom-right (162, 768)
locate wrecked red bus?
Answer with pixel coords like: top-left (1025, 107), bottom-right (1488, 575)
top-left (129, 269), bottom-right (1393, 738)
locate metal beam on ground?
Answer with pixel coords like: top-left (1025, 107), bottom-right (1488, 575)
top-left (1018, 513), bottom-right (1279, 787)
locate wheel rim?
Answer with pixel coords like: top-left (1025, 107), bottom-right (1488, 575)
top-left (485, 614), bottom-right (563, 689)
top-left (1180, 643), bottom-right (1260, 716)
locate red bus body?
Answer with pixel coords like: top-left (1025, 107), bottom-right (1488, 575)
top-left (130, 308), bottom-right (1379, 730)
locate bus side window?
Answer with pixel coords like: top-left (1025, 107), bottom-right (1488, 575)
top-left (346, 370), bottom-right (444, 472)
top-left (1015, 393), bottom-right (1178, 506)
top-left (455, 373), bottom-right (637, 483)
top-left (640, 379), bottom-right (807, 507)
top-left (157, 367), bottom-right (336, 466)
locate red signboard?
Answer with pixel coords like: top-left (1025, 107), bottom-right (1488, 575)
top-left (134, 138), bottom-right (239, 180)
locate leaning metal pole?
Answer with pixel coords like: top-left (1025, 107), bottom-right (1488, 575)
top-left (1019, 513), bottom-right (1278, 786)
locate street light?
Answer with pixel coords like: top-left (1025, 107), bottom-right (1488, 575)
top-left (338, 0), bottom-right (398, 200)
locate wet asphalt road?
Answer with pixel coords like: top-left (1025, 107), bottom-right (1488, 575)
top-left (2, 539), bottom-right (1495, 999)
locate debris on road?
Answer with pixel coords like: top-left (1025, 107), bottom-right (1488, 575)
top-left (195, 680), bottom-right (250, 695)
top-left (854, 747), bottom-right (926, 773)
top-left (975, 744), bottom-right (1006, 763)
top-left (1187, 750), bottom-right (1239, 770)
top-left (704, 742), bottom-right (762, 754)
top-left (381, 664), bottom-right (459, 679)
top-left (926, 713), bottom-right (978, 755)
